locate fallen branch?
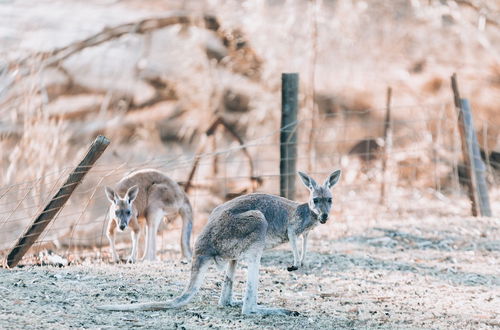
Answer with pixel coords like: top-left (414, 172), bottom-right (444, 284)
top-left (455, 0), bottom-right (500, 28)
top-left (11, 13), bottom-right (219, 74)
top-left (8, 11), bottom-right (259, 84)
top-left (1, 13), bottom-right (219, 109)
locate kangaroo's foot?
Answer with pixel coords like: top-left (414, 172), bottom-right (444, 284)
top-left (141, 253), bottom-right (156, 262)
top-left (110, 253), bottom-right (120, 264)
top-left (110, 256), bottom-right (121, 264)
top-left (242, 305), bottom-right (300, 316)
top-left (219, 300), bottom-right (243, 307)
top-left (126, 256), bottom-right (136, 264)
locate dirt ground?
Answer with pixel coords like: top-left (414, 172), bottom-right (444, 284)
top-left (0, 216), bottom-right (498, 329)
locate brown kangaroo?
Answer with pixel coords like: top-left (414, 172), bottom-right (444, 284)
top-left (104, 169), bottom-right (193, 263)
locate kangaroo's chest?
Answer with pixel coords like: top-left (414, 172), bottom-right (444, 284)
top-left (128, 216), bottom-right (146, 231)
top-left (263, 214), bottom-right (317, 249)
top-left (294, 215), bottom-right (318, 235)
top-left (264, 235), bottom-right (287, 249)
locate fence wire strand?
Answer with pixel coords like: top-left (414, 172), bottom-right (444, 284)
top-left (0, 104), bottom-right (498, 265)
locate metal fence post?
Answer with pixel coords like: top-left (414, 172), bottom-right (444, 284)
top-left (280, 73), bottom-right (299, 200)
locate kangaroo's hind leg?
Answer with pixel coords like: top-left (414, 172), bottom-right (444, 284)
top-left (241, 251), bottom-right (298, 316)
top-left (143, 207), bottom-right (164, 261)
top-left (219, 259), bottom-right (238, 307)
top-left (219, 211), bottom-right (298, 316)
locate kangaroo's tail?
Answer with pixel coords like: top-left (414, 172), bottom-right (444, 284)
top-left (97, 255), bottom-right (212, 312)
top-left (179, 199), bottom-right (194, 259)
top-left (97, 302), bottom-right (170, 311)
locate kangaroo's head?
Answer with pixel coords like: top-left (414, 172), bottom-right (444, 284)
top-left (298, 170), bottom-right (341, 224)
top-left (105, 185), bottom-right (139, 231)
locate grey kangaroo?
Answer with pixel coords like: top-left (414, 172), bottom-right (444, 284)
top-left (98, 169), bottom-right (341, 315)
top-left (105, 169), bottom-right (193, 263)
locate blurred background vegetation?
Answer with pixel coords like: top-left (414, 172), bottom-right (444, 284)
top-left (0, 0), bottom-right (498, 254)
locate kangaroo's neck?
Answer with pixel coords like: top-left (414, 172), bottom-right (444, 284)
top-left (292, 202), bottom-right (318, 234)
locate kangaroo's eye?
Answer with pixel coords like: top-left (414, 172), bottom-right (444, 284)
top-left (313, 198), bottom-right (319, 204)
top-left (125, 210), bottom-right (131, 216)
top-left (115, 210), bottom-right (120, 216)
top-left (327, 198), bottom-right (332, 203)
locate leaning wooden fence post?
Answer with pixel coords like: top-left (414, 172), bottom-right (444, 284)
top-left (460, 99), bottom-right (492, 216)
top-left (5, 135), bottom-right (110, 268)
top-left (280, 73), bottom-right (299, 200)
top-left (451, 74), bottom-right (492, 217)
top-left (379, 86), bottom-right (393, 205)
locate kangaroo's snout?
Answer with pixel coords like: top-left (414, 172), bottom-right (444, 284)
top-left (119, 224), bottom-right (126, 231)
top-left (319, 214), bottom-right (328, 223)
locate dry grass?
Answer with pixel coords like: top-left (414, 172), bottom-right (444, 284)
top-left (0, 215), bottom-right (498, 329)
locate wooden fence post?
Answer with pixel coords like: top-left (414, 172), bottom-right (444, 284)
top-left (379, 87), bottom-right (393, 205)
top-left (280, 73), bottom-right (299, 200)
top-left (5, 135), bottom-right (110, 268)
top-left (460, 99), bottom-right (492, 216)
top-left (451, 74), bottom-right (492, 217)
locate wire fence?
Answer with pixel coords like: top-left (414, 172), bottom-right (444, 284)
top-left (0, 102), bottom-right (498, 266)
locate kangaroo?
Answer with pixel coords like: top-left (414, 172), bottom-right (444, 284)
top-left (98, 169), bottom-right (341, 315)
top-left (104, 169), bottom-right (193, 263)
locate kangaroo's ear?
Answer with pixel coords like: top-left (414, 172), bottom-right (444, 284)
top-left (324, 169), bottom-right (341, 189)
top-left (126, 185), bottom-right (139, 204)
top-left (105, 187), bottom-right (117, 204)
top-left (298, 171), bottom-right (318, 191)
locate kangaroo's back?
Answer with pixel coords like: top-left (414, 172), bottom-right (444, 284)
top-left (210, 193), bottom-right (299, 246)
top-left (115, 169), bottom-right (185, 215)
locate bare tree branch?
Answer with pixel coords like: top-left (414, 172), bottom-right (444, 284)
top-left (9, 12), bottom-right (219, 75)
top-left (455, 0), bottom-right (500, 28)
top-left (183, 116), bottom-right (262, 195)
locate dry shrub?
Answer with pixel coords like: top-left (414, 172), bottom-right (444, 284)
top-left (0, 69), bottom-right (78, 250)
top-left (3, 73), bottom-right (74, 202)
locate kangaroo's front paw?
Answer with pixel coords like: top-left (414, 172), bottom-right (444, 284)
top-left (287, 265), bottom-right (299, 271)
top-left (126, 256), bottom-right (136, 264)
